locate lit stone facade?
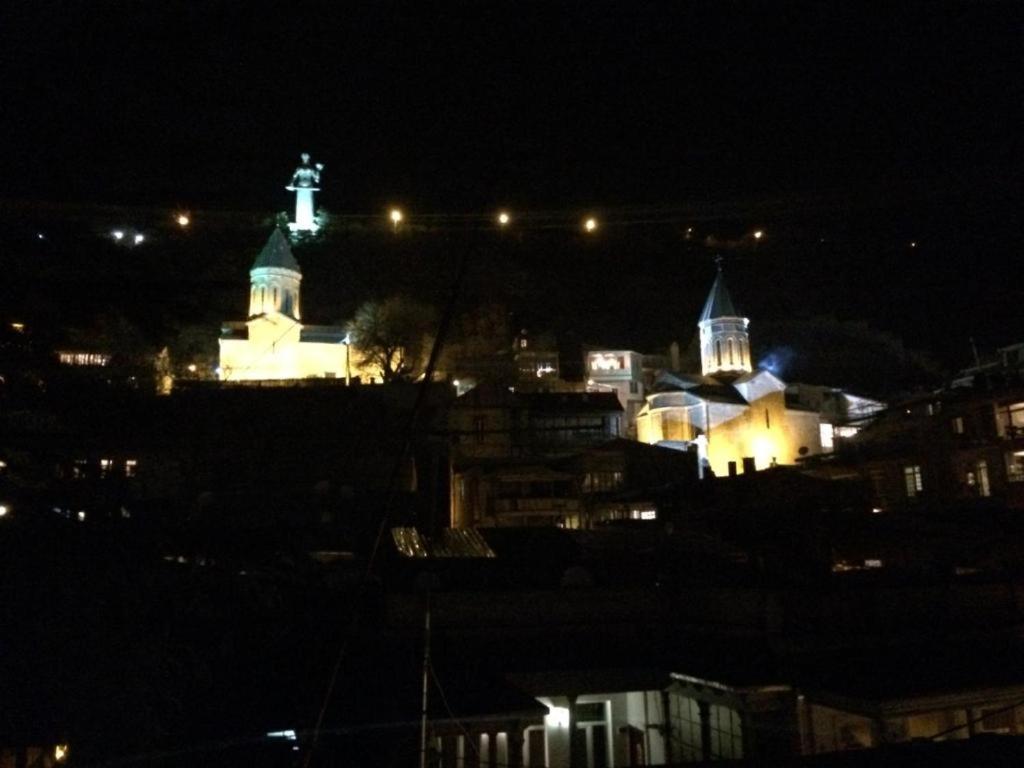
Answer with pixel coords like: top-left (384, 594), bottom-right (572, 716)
top-left (636, 267), bottom-right (822, 476)
top-left (636, 370), bottom-right (821, 476)
top-left (218, 230), bottom-right (380, 382)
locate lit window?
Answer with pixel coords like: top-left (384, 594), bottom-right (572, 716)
top-left (100, 458), bottom-right (113, 478)
top-left (591, 354), bottom-right (623, 371)
top-left (715, 340), bottom-right (722, 367)
top-left (1006, 451), bottom-right (1024, 483)
top-left (709, 704), bottom-right (744, 760)
top-left (976, 461), bottom-right (991, 497)
top-left (996, 402), bottom-right (1024, 438)
top-left (727, 338), bottom-right (734, 365)
top-left (978, 707), bottom-right (1015, 734)
top-left (952, 416), bottom-right (964, 434)
top-left (668, 694), bottom-right (703, 762)
top-left (125, 459), bottom-right (138, 478)
top-left (904, 465), bottom-right (923, 498)
top-left (820, 423), bottom-right (835, 451)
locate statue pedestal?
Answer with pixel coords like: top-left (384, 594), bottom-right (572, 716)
top-left (287, 186), bottom-right (319, 232)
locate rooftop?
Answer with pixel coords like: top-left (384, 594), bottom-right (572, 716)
top-left (251, 228), bottom-right (301, 272)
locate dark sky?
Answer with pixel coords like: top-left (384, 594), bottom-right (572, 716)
top-left (0, 2), bottom-right (1021, 367)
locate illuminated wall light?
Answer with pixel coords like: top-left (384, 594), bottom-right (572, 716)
top-left (134, 233), bottom-right (145, 244)
top-left (389, 208), bottom-right (404, 230)
top-left (187, 363), bottom-right (197, 373)
top-left (112, 230), bottom-right (124, 241)
top-left (176, 213), bottom-right (190, 227)
top-left (584, 217), bottom-right (598, 233)
top-left (77, 510), bottom-right (87, 522)
top-left (753, 230), bottom-right (764, 240)
top-left (54, 744), bottom-right (69, 762)
top-left (497, 211), bottom-right (511, 226)
top-left (0, 504), bottom-right (8, 518)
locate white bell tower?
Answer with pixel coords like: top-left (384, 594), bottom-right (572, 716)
top-left (249, 229), bottom-right (302, 319)
top-left (698, 259), bottom-right (752, 378)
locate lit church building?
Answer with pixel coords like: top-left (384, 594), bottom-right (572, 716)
top-left (218, 229), bottom-right (378, 382)
top-left (636, 265), bottom-right (822, 476)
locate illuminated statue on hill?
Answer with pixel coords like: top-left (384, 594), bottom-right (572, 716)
top-left (286, 152), bottom-right (323, 232)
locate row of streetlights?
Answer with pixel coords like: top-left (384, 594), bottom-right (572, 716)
top-left (388, 208), bottom-right (601, 234)
top-left (130, 209), bottom-right (762, 240)
top-left (385, 210), bottom-right (764, 240)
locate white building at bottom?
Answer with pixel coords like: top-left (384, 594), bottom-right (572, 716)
top-left (218, 229), bottom-right (378, 382)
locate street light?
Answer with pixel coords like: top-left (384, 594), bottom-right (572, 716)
top-left (343, 332), bottom-right (352, 385)
top-left (111, 230), bottom-right (124, 241)
top-left (753, 230), bottom-right (764, 240)
top-left (584, 217), bottom-right (598, 233)
top-left (497, 211), bottom-right (511, 227)
top-left (390, 208), bottom-right (403, 231)
top-left (176, 213), bottom-right (190, 227)
top-left (134, 233), bottom-right (145, 245)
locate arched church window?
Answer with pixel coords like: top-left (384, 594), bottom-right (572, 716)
top-left (273, 286), bottom-right (279, 307)
top-left (740, 340), bottom-right (746, 366)
top-left (260, 286), bottom-right (266, 309)
top-left (728, 339), bottom-right (734, 365)
top-left (715, 340), bottom-right (722, 367)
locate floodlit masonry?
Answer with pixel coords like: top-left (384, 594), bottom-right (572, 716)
top-left (218, 229), bottom-right (381, 383)
top-left (636, 264), bottom-right (830, 476)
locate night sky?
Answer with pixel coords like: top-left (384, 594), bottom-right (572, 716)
top-left (1, 2), bottom-right (1021, 371)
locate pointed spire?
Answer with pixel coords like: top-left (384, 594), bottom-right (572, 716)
top-left (251, 228), bottom-right (301, 272)
top-left (698, 257), bottom-right (739, 321)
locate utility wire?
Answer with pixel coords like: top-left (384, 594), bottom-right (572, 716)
top-left (301, 231), bottom-right (472, 767)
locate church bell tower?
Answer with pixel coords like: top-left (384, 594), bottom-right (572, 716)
top-left (698, 259), bottom-right (752, 378)
top-left (249, 229), bottom-right (302, 319)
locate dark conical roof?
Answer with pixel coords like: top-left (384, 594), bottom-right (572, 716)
top-left (698, 265), bottom-right (741, 321)
top-left (251, 228), bottom-right (300, 272)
